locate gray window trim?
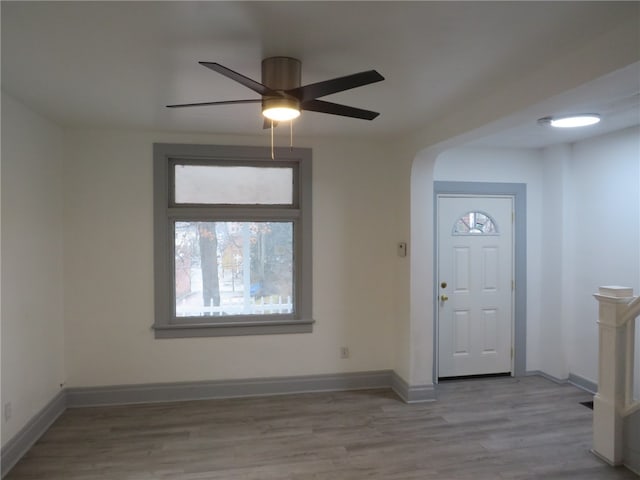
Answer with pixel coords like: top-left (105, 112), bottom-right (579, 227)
top-left (153, 143), bottom-right (313, 338)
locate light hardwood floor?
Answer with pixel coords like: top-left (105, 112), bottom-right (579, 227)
top-left (5, 376), bottom-right (638, 479)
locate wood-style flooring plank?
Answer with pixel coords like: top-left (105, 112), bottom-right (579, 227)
top-left (5, 376), bottom-right (638, 479)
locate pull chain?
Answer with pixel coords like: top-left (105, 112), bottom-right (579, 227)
top-left (271, 120), bottom-right (274, 160)
top-left (269, 119), bottom-right (295, 160)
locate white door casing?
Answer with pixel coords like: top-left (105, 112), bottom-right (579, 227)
top-left (437, 195), bottom-right (514, 378)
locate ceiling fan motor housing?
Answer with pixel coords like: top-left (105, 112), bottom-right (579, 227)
top-left (262, 57), bottom-right (301, 90)
top-left (261, 57), bottom-right (301, 112)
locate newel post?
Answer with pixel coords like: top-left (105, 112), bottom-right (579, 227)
top-left (592, 286), bottom-right (635, 465)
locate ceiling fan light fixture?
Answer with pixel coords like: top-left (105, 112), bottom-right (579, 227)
top-left (537, 113), bottom-right (601, 128)
top-left (262, 97), bottom-right (300, 122)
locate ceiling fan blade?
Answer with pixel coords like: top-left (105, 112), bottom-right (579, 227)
top-left (199, 62), bottom-right (275, 96)
top-left (290, 70), bottom-right (384, 102)
top-left (166, 99), bottom-right (262, 108)
top-left (301, 99), bottom-right (380, 120)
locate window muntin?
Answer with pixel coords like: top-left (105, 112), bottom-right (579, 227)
top-left (174, 221), bottom-right (293, 318)
top-left (153, 143), bottom-right (312, 338)
top-left (174, 164), bottom-right (293, 205)
top-left (453, 211), bottom-right (498, 235)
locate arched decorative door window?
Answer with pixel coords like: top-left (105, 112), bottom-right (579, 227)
top-left (453, 211), bottom-right (498, 235)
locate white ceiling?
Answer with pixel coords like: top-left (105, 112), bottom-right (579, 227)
top-left (2, 1), bottom-right (639, 147)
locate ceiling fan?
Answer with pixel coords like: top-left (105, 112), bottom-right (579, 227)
top-left (166, 57), bottom-right (384, 127)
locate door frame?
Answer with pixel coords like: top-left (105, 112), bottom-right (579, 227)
top-left (433, 181), bottom-right (527, 381)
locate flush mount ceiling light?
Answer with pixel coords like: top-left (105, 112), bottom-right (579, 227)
top-left (537, 114), bottom-right (601, 128)
top-left (262, 96), bottom-right (300, 122)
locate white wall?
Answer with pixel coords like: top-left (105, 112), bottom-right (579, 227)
top-left (390, 143), bottom-right (413, 383)
top-left (434, 147), bottom-right (545, 372)
top-left (428, 131), bottom-right (640, 385)
top-left (1, 93), bottom-right (65, 446)
top-left (564, 126), bottom-right (640, 384)
top-left (539, 145), bottom-right (572, 380)
top-left (63, 130), bottom-right (402, 387)
top-left (407, 147), bottom-right (438, 385)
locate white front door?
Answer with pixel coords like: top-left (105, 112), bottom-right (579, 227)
top-left (437, 195), bottom-right (514, 378)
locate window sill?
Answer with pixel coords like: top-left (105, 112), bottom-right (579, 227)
top-left (153, 319), bottom-right (314, 338)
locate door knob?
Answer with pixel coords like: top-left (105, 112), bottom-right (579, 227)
top-left (440, 294), bottom-right (449, 302)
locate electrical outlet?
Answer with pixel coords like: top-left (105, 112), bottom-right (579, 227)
top-left (340, 347), bottom-right (350, 359)
top-left (4, 402), bottom-right (12, 422)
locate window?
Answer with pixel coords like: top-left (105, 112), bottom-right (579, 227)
top-left (153, 144), bottom-right (313, 338)
top-left (453, 211), bottom-right (498, 235)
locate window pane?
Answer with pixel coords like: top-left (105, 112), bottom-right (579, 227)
top-left (174, 165), bottom-right (293, 204)
top-left (174, 221), bottom-right (293, 317)
top-left (453, 211), bottom-right (498, 235)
